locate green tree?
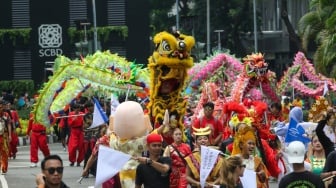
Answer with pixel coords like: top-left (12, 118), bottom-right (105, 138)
top-left (191, 0), bottom-right (257, 56)
top-left (149, 0), bottom-right (262, 57)
top-left (298, 0), bottom-right (336, 77)
top-left (149, 0), bottom-right (176, 35)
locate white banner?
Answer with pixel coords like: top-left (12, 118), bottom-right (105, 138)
top-left (240, 169), bottom-right (257, 188)
top-left (95, 145), bottom-right (131, 187)
top-left (200, 146), bottom-right (220, 188)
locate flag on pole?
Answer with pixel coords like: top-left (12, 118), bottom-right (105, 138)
top-left (200, 146), bottom-right (220, 188)
top-left (323, 81), bottom-right (329, 96)
top-left (95, 145), bottom-right (131, 187)
top-left (110, 93), bottom-right (120, 116)
top-left (285, 118), bottom-right (310, 144)
top-left (89, 97), bottom-right (108, 129)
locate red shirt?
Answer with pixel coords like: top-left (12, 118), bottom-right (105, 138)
top-left (27, 114), bottom-right (46, 134)
top-left (58, 118), bottom-right (67, 128)
top-left (67, 111), bottom-right (84, 128)
top-left (10, 110), bottom-right (20, 128)
top-left (192, 116), bottom-right (223, 144)
top-left (267, 111), bottom-right (285, 124)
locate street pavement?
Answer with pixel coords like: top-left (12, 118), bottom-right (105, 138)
top-left (3, 142), bottom-right (278, 188)
top-left (4, 143), bottom-right (95, 188)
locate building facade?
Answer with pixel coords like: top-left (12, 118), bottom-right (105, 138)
top-left (242, 0), bottom-right (310, 77)
top-left (0, 0), bottom-right (150, 85)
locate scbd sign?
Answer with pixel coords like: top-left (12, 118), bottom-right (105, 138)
top-left (39, 48), bottom-right (63, 57)
top-left (38, 24), bottom-right (63, 57)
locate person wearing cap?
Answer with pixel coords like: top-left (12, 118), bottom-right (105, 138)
top-left (279, 140), bottom-right (324, 188)
top-left (135, 133), bottom-right (172, 188)
top-left (185, 126), bottom-right (224, 187)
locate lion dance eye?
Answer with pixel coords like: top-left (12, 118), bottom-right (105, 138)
top-left (178, 41), bottom-right (186, 50)
top-left (162, 40), bottom-right (171, 51)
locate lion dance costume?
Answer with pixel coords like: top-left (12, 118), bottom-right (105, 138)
top-left (147, 31), bottom-right (195, 143)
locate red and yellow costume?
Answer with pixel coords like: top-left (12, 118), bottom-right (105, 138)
top-left (0, 111), bottom-right (11, 173)
top-left (67, 110), bottom-right (85, 164)
top-left (9, 109), bottom-right (20, 159)
top-left (185, 126), bottom-right (224, 187)
top-left (27, 114), bottom-right (50, 164)
top-left (267, 111), bottom-right (285, 124)
top-left (185, 150), bottom-right (223, 185)
top-left (232, 126), bottom-right (269, 188)
top-left (165, 142), bottom-right (191, 188)
top-left (281, 103), bottom-right (291, 122)
top-left (192, 116), bottom-right (223, 145)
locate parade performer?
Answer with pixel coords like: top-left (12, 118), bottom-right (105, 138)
top-left (231, 125), bottom-right (269, 188)
top-left (82, 126), bottom-right (121, 188)
top-left (5, 101), bottom-right (20, 159)
top-left (147, 31), bottom-right (195, 144)
top-left (109, 101), bottom-right (153, 188)
top-left (83, 101), bottom-right (100, 175)
top-left (192, 102), bottom-right (223, 146)
top-left (27, 112), bottom-right (50, 168)
top-left (163, 127), bottom-right (192, 188)
top-left (185, 126), bottom-right (224, 187)
top-left (0, 101), bottom-right (11, 174)
top-left (67, 103), bottom-right (85, 166)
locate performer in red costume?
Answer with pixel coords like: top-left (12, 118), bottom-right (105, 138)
top-left (5, 102), bottom-right (21, 159)
top-left (27, 113), bottom-right (50, 168)
top-left (192, 102), bottom-right (223, 146)
top-left (0, 101), bottom-right (11, 174)
top-left (67, 103), bottom-right (85, 166)
top-left (267, 102), bottom-right (285, 124)
top-left (163, 127), bottom-right (191, 188)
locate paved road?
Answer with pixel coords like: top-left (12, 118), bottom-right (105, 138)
top-left (5, 143), bottom-right (95, 188)
top-left (3, 142), bottom-right (278, 188)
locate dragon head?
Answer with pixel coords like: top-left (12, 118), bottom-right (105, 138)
top-left (243, 53), bottom-right (268, 79)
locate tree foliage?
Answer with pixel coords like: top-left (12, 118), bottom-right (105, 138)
top-left (149, 0), bottom-right (260, 57)
top-left (298, 0), bottom-right (336, 77)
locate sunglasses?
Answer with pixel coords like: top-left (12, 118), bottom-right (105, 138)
top-left (45, 167), bottom-right (64, 174)
top-left (239, 164), bottom-right (246, 168)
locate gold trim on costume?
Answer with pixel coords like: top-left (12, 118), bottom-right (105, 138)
top-left (192, 126), bottom-right (211, 136)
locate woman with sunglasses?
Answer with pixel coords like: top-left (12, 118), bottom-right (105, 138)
top-left (219, 156), bottom-right (245, 188)
top-left (35, 155), bottom-right (69, 188)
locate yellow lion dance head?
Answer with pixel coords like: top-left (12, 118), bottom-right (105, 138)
top-left (147, 31), bottom-right (195, 140)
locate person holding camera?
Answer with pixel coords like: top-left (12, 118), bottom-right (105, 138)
top-left (35, 155), bottom-right (69, 188)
